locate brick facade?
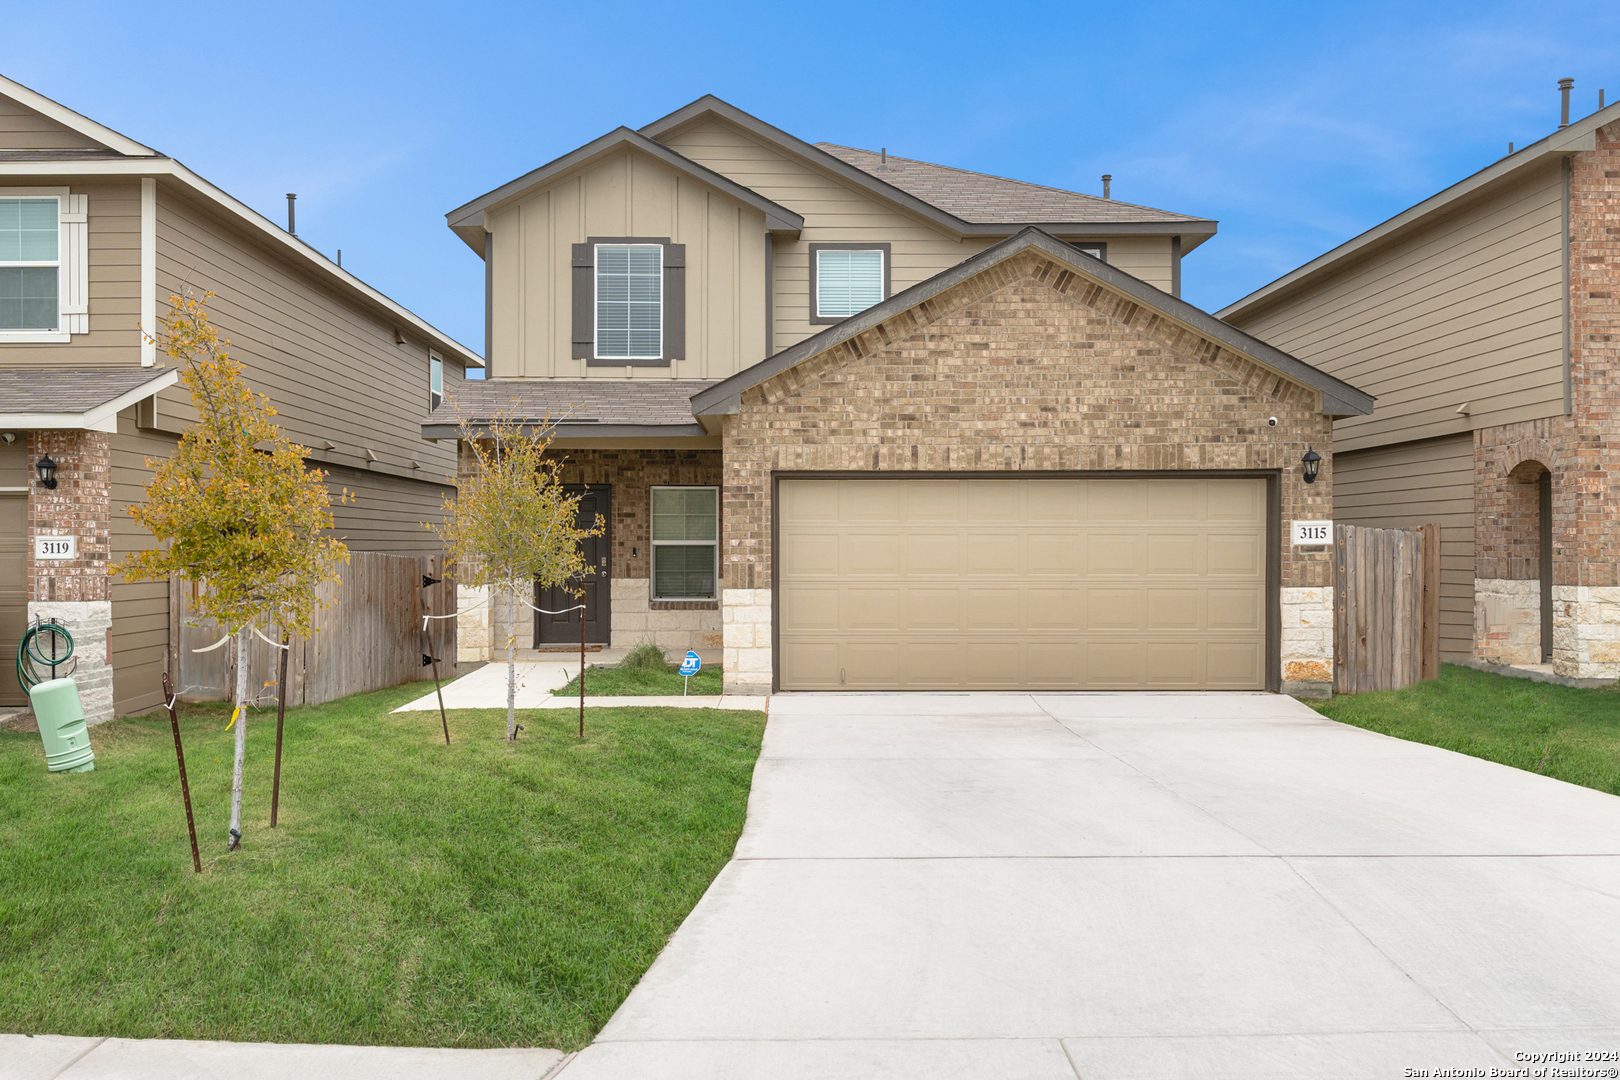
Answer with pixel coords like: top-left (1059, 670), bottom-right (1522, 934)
top-left (24, 429), bottom-right (114, 724)
top-left (720, 249), bottom-right (1335, 693)
top-left (454, 443), bottom-right (724, 657)
top-left (1472, 119), bottom-right (1620, 679)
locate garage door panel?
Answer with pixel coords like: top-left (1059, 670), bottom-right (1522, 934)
top-left (781, 587), bottom-right (840, 631)
top-left (1087, 588), bottom-right (1144, 630)
top-left (1208, 534), bottom-right (1264, 576)
top-left (904, 588), bottom-right (961, 629)
top-left (1146, 588), bottom-right (1202, 630)
top-left (1146, 535), bottom-right (1201, 576)
top-left (905, 534), bottom-right (960, 574)
top-left (783, 532), bottom-right (840, 575)
top-left (1086, 534), bottom-right (1143, 576)
top-left (842, 533), bottom-right (903, 575)
top-left (778, 477), bottom-right (1269, 691)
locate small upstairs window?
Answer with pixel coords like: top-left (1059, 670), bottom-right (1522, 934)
top-left (809, 243), bottom-right (890, 324)
top-left (595, 244), bottom-right (663, 360)
top-left (429, 352), bottom-right (443, 410)
top-left (1071, 242), bottom-right (1107, 262)
top-left (0, 197), bottom-right (59, 332)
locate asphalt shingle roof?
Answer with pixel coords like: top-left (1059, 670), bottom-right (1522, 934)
top-left (816, 144), bottom-right (1204, 225)
top-left (425, 378), bottom-right (716, 428)
top-left (0, 367), bottom-right (176, 413)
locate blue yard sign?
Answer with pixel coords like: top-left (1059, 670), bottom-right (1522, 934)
top-left (679, 650), bottom-right (701, 695)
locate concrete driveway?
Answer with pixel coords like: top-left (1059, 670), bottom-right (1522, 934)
top-left (557, 692), bottom-right (1620, 1079)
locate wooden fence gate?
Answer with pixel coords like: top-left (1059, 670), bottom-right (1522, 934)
top-left (1333, 523), bottom-right (1441, 694)
top-left (171, 552), bottom-right (458, 706)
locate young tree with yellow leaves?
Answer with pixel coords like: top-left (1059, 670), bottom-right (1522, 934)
top-left (433, 411), bottom-right (600, 742)
top-left (117, 293), bottom-right (347, 850)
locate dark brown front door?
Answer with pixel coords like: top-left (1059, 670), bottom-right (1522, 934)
top-left (536, 485), bottom-right (611, 645)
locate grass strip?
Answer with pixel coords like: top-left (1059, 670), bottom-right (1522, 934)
top-left (1310, 663), bottom-right (1620, 795)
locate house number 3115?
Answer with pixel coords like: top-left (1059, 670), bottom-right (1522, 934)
top-left (1291, 521), bottom-right (1332, 546)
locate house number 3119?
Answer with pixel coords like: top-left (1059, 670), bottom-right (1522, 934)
top-left (34, 536), bottom-right (77, 560)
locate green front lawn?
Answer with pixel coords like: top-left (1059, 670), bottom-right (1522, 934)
top-left (0, 685), bottom-right (765, 1050)
top-left (555, 664), bottom-right (724, 697)
top-left (1311, 664), bottom-right (1620, 795)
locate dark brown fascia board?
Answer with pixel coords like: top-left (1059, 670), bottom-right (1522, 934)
top-left (690, 227), bottom-right (1374, 427)
top-left (640, 95), bottom-right (1216, 244)
top-left (422, 420), bottom-right (708, 440)
top-left (1218, 103), bottom-right (1618, 323)
top-left (443, 127), bottom-right (804, 254)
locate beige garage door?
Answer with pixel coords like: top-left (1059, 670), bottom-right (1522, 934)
top-left (1, 440), bottom-right (27, 707)
top-left (777, 477), bottom-right (1270, 691)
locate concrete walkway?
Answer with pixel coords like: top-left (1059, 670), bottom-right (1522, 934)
top-left (394, 651), bottom-right (729, 713)
top-left (555, 692), bottom-right (1620, 1079)
top-left (0, 1034), bottom-right (564, 1079)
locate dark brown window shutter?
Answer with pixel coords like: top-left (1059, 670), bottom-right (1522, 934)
top-left (663, 243), bottom-right (685, 360)
top-left (571, 243), bottom-right (594, 359)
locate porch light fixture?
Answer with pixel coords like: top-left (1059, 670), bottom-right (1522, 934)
top-left (35, 454), bottom-right (58, 490)
top-left (1301, 447), bottom-right (1322, 485)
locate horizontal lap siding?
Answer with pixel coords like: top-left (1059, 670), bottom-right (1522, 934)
top-left (1332, 434), bottom-right (1474, 662)
top-left (110, 411), bottom-right (177, 716)
top-left (152, 190), bottom-right (458, 481)
top-left (489, 148), bottom-right (767, 379)
top-left (0, 95), bottom-right (104, 150)
top-left (325, 464), bottom-right (452, 553)
top-left (1232, 164), bottom-right (1566, 453)
top-left (0, 177), bottom-right (141, 363)
top-left (662, 120), bottom-right (1176, 354)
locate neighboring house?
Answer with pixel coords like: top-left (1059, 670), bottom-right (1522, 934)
top-left (1220, 88), bottom-right (1620, 684)
top-left (432, 96), bottom-right (1372, 697)
top-left (0, 74), bottom-right (482, 722)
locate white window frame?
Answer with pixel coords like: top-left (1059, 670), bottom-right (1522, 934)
top-left (594, 243), bottom-right (663, 361)
top-left (650, 484), bottom-right (719, 602)
top-left (814, 247), bottom-right (885, 320)
top-left (429, 351), bottom-right (443, 410)
top-left (0, 188), bottom-right (75, 343)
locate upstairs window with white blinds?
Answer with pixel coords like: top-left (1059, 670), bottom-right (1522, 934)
top-left (815, 248), bottom-right (884, 319)
top-left (0, 191), bottom-right (87, 338)
top-left (0, 198), bottom-right (60, 332)
top-left (595, 244), bottom-right (663, 359)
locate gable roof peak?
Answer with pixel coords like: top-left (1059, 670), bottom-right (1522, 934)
top-left (0, 71), bottom-right (158, 156)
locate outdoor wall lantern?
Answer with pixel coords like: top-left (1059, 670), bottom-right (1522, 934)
top-left (1300, 447), bottom-right (1322, 484)
top-left (35, 454), bottom-right (58, 490)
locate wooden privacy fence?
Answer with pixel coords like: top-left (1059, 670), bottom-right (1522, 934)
top-left (171, 552), bottom-right (458, 706)
top-left (1333, 524), bottom-right (1440, 694)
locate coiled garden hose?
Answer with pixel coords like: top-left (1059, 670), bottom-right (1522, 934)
top-left (17, 621), bottom-right (74, 690)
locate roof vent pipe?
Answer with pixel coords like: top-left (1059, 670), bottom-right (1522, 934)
top-left (1602, 89), bottom-right (1607, 110)
top-left (880, 148), bottom-right (887, 169)
top-left (286, 193), bottom-right (297, 235)
top-left (1559, 78), bottom-right (1574, 128)
top-left (1102, 174), bottom-right (1112, 200)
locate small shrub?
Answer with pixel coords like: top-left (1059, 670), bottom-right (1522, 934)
top-left (619, 640), bottom-right (672, 676)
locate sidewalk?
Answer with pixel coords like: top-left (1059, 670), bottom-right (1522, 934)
top-left (1, 1034), bottom-right (566, 1080)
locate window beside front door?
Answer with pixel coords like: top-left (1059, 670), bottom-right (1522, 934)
top-left (651, 485), bottom-right (718, 600)
top-left (0, 197), bottom-right (59, 332)
top-left (810, 243), bottom-right (889, 324)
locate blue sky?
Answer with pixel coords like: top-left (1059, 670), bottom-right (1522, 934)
top-left (5, 1), bottom-right (1617, 357)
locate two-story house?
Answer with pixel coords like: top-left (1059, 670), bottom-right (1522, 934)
top-left (0, 74), bottom-right (482, 723)
top-left (433, 96), bottom-right (1371, 699)
top-left (1221, 85), bottom-right (1620, 686)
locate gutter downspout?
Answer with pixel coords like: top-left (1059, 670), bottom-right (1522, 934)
top-left (484, 230), bottom-right (494, 378)
top-left (140, 178), bottom-right (156, 366)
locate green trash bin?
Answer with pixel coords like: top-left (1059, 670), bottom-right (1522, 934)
top-left (28, 678), bottom-right (95, 773)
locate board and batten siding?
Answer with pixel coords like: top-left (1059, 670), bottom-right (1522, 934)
top-left (1331, 434), bottom-right (1475, 663)
top-left (488, 147), bottom-right (767, 380)
top-left (148, 187), bottom-right (458, 482)
top-left (1229, 163), bottom-right (1567, 453)
top-left (0, 96), bottom-right (104, 151)
top-left (0, 176), bottom-right (142, 364)
top-left (659, 118), bottom-right (1177, 354)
